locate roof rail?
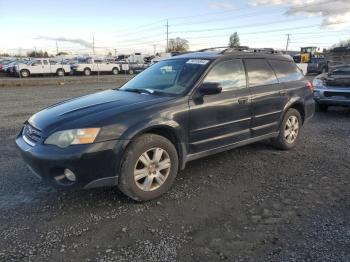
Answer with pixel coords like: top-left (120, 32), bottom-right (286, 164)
top-left (223, 47), bottom-right (280, 54)
top-left (197, 46), bottom-right (281, 55)
top-left (197, 46), bottom-right (229, 52)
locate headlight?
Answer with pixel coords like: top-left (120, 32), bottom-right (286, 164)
top-left (313, 79), bottom-right (324, 88)
top-left (45, 128), bottom-right (100, 148)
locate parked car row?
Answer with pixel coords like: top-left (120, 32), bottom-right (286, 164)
top-left (0, 57), bottom-right (150, 78)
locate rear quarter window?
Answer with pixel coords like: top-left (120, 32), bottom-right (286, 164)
top-left (244, 59), bottom-right (278, 87)
top-left (268, 60), bottom-right (303, 83)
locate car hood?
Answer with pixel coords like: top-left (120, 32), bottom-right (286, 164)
top-left (28, 89), bottom-right (174, 134)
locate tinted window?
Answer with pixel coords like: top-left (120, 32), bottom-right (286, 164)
top-left (32, 60), bottom-right (42, 66)
top-left (269, 60), bottom-right (303, 83)
top-left (245, 59), bottom-right (278, 87)
top-left (43, 60), bottom-right (48, 65)
top-left (203, 59), bottom-right (246, 91)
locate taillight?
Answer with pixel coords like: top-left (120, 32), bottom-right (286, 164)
top-left (307, 80), bottom-right (314, 92)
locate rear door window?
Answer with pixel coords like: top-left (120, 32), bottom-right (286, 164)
top-left (203, 59), bottom-right (246, 91)
top-left (268, 60), bottom-right (303, 83)
top-left (244, 59), bottom-right (278, 87)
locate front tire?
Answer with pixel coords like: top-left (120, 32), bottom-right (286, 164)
top-left (272, 108), bottom-right (302, 150)
top-left (20, 69), bottom-right (30, 78)
top-left (118, 134), bottom-right (179, 201)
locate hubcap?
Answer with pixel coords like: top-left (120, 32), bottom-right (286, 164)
top-left (284, 115), bottom-right (299, 144)
top-left (134, 147), bottom-right (171, 192)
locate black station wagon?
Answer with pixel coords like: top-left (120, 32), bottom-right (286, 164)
top-left (16, 48), bottom-right (315, 201)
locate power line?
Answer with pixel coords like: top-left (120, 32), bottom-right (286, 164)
top-left (167, 0), bottom-right (332, 21)
top-left (171, 8), bottom-right (283, 27)
top-left (111, 19), bottom-right (166, 34)
top-left (170, 17), bottom-right (313, 34)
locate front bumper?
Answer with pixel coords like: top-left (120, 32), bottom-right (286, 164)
top-left (16, 133), bottom-right (129, 189)
top-left (314, 87), bottom-right (350, 107)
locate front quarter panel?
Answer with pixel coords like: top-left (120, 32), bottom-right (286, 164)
top-left (94, 96), bottom-right (190, 146)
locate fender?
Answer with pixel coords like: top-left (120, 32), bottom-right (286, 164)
top-left (120, 118), bottom-right (188, 170)
top-left (281, 96), bottom-right (305, 122)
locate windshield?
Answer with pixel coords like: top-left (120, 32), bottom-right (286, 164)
top-left (120, 58), bottom-right (210, 95)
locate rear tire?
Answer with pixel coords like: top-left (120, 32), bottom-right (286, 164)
top-left (118, 134), bottom-right (179, 201)
top-left (84, 68), bottom-right (91, 76)
top-left (57, 69), bottom-right (65, 77)
top-left (272, 108), bottom-right (302, 150)
top-left (315, 102), bottom-right (328, 112)
top-left (112, 68), bottom-right (119, 75)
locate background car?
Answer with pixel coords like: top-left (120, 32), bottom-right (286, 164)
top-left (307, 57), bottom-right (328, 74)
top-left (313, 64), bottom-right (350, 111)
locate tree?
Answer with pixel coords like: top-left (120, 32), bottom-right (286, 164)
top-left (57, 51), bottom-right (69, 56)
top-left (332, 38), bottom-right (350, 48)
top-left (167, 37), bottom-right (189, 52)
top-left (27, 50), bottom-right (49, 58)
top-left (229, 32), bottom-right (240, 48)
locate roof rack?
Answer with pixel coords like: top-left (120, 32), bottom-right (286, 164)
top-left (197, 46), bottom-right (281, 55)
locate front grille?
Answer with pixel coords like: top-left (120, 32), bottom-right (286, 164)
top-left (23, 123), bottom-right (42, 146)
top-left (324, 92), bottom-right (350, 99)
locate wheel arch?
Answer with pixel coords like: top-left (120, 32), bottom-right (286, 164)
top-left (122, 122), bottom-right (187, 171)
top-left (283, 98), bottom-right (305, 124)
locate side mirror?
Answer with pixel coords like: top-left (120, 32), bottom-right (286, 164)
top-left (199, 82), bottom-right (222, 96)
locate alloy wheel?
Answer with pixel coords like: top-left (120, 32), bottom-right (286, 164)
top-left (134, 147), bottom-right (171, 192)
top-left (284, 115), bottom-right (299, 144)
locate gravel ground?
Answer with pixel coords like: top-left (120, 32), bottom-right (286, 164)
top-left (0, 82), bottom-right (349, 261)
top-left (0, 74), bottom-right (132, 87)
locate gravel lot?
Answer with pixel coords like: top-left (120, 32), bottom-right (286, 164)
top-left (0, 81), bottom-right (349, 261)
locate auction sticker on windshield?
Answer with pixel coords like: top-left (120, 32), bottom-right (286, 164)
top-left (186, 59), bottom-right (210, 65)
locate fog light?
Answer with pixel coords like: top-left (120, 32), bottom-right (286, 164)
top-left (64, 169), bottom-right (76, 182)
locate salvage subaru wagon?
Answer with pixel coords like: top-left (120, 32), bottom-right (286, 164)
top-left (16, 49), bottom-right (315, 201)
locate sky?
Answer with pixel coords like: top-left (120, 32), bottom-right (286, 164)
top-left (0, 0), bottom-right (349, 55)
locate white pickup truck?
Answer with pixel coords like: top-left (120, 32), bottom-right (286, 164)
top-left (71, 58), bottom-right (124, 76)
top-left (15, 59), bottom-right (71, 78)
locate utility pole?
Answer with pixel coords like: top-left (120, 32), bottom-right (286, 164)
top-left (166, 19), bottom-right (169, 52)
top-left (285, 34), bottom-right (291, 53)
top-left (114, 48), bottom-right (117, 57)
top-left (56, 40), bottom-right (59, 55)
top-left (92, 35), bottom-right (95, 55)
top-left (153, 44), bottom-right (157, 55)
